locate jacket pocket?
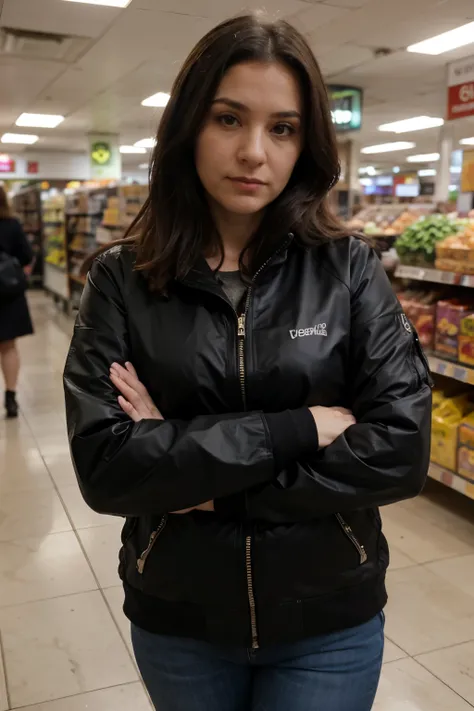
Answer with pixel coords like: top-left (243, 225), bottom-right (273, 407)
top-left (136, 515), bottom-right (168, 575)
top-left (335, 513), bottom-right (368, 565)
top-left (409, 325), bottom-right (434, 388)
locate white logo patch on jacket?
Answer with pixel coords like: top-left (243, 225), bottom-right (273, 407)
top-left (289, 324), bottom-right (327, 339)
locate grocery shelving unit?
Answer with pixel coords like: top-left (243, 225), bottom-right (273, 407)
top-left (42, 193), bottom-right (68, 306)
top-left (396, 261), bottom-right (474, 499)
top-left (11, 186), bottom-right (44, 288)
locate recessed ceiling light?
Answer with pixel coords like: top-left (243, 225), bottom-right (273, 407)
top-left (141, 92), bottom-right (170, 108)
top-left (16, 113), bottom-right (64, 128)
top-left (120, 145), bottom-right (147, 154)
top-left (407, 153), bottom-right (440, 163)
top-left (134, 138), bottom-right (156, 149)
top-left (361, 142), bottom-right (415, 154)
top-left (1, 133), bottom-right (39, 145)
top-left (62, 0), bottom-right (132, 7)
top-left (418, 169), bottom-right (437, 177)
top-left (460, 137), bottom-right (474, 146)
top-left (378, 116), bottom-right (444, 133)
top-left (393, 166), bottom-right (400, 173)
top-left (407, 21), bottom-right (474, 55)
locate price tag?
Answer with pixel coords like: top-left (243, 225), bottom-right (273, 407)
top-left (438, 271), bottom-right (454, 284)
top-left (436, 361), bottom-right (447, 375)
top-left (454, 366), bottom-right (468, 382)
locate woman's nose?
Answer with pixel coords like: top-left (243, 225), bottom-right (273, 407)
top-left (237, 128), bottom-right (266, 166)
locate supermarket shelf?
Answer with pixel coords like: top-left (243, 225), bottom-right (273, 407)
top-left (428, 463), bottom-right (474, 501)
top-left (427, 354), bottom-right (474, 386)
top-left (45, 261), bottom-right (66, 273)
top-left (395, 264), bottom-right (474, 287)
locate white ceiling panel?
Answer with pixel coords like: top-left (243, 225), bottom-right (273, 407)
top-left (133, 0), bottom-right (311, 19)
top-left (286, 2), bottom-right (346, 33)
top-left (0, 0), bottom-right (121, 38)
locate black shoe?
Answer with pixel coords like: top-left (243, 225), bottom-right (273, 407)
top-left (5, 391), bottom-right (18, 419)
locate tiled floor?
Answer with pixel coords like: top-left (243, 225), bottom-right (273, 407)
top-left (2, 293), bottom-right (474, 709)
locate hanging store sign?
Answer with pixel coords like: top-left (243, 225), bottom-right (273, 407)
top-left (88, 133), bottom-right (121, 180)
top-left (327, 85), bottom-right (363, 132)
top-left (447, 55), bottom-right (474, 121)
top-left (461, 149), bottom-right (474, 193)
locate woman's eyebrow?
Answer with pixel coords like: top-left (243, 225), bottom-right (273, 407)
top-left (212, 97), bottom-right (301, 119)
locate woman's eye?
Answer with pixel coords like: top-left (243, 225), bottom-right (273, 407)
top-left (272, 123), bottom-right (295, 137)
top-left (218, 114), bottom-right (239, 128)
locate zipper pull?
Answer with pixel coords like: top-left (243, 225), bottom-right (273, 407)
top-left (238, 315), bottom-right (246, 337)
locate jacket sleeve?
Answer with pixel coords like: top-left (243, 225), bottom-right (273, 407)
top-left (13, 220), bottom-right (34, 266)
top-left (244, 241), bottom-right (433, 523)
top-left (63, 253), bottom-right (275, 517)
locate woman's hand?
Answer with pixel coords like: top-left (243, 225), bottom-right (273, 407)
top-left (309, 406), bottom-right (356, 449)
top-left (110, 362), bottom-right (214, 513)
top-left (110, 362), bottom-right (163, 422)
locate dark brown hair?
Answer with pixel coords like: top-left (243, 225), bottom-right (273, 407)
top-left (0, 185), bottom-right (12, 219)
top-left (89, 14), bottom-right (350, 289)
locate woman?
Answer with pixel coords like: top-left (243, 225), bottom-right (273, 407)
top-left (0, 186), bottom-right (33, 418)
top-left (64, 15), bottom-right (432, 711)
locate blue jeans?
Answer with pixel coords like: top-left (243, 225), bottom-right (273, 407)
top-left (131, 613), bottom-right (384, 711)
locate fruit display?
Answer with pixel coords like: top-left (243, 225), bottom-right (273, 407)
top-left (435, 220), bottom-right (474, 274)
top-left (347, 205), bottom-right (427, 237)
top-left (395, 215), bottom-right (459, 267)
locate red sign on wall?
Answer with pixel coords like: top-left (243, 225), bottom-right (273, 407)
top-left (447, 55), bottom-right (474, 121)
top-left (27, 161), bottom-right (39, 174)
top-left (0, 157), bottom-right (15, 173)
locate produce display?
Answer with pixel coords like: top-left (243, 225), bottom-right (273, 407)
top-left (347, 205), bottom-right (429, 237)
top-left (395, 215), bottom-right (459, 267)
top-left (435, 219), bottom-right (474, 274)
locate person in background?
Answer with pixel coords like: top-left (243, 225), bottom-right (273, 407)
top-left (0, 186), bottom-right (34, 418)
top-left (64, 14), bottom-right (432, 711)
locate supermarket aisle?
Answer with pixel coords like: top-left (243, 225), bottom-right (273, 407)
top-left (2, 294), bottom-right (474, 710)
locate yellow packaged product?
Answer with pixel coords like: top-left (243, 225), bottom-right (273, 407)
top-left (458, 411), bottom-right (474, 482)
top-left (431, 393), bottom-right (473, 471)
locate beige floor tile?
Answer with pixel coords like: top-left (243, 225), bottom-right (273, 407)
top-left (0, 590), bottom-right (138, 707)
top-left (374, 658), bottom-right (473, 710)
top-left (381, 505), bottom-right (474, 564)
top-left (0, 532), bottom-right (97, 608)
top-left (43, 453), bottom-right (76, 490)
top-left (78, 524), bottom-right (123, 589)
top-left (0, 489), bottom-right (71, 542)
top-left (0, 446), bottom-right (53, 494)
top-left (0, 642), bottom-right (7, 711)
top-left (103, 586), bottom-right (132, 654)
top-left (425, 554), bottom-right (474, 597)
top-left (388, 544), bottom-right (417, 570)
top-left (385, 565), bottom-right (474, 656)
top-left (60, 485), bottom-right (119, 529)
top-left (13, 683), bottom-right (153, 711)
top-left (416, 641), bottom-right (474, 705)
top-left (383, 637), bottom-right (407, 664)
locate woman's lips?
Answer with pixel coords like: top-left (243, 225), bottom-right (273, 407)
top-left (228, 177), bottom-right (266, 191)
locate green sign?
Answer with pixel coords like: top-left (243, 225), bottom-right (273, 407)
top-left (327, 85), bottom-right (363, 132)
top-left (88, 133), bottom-right (121, 180)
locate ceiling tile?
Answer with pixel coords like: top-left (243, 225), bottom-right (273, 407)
top-left (0, 0), bottom-right (121, 38)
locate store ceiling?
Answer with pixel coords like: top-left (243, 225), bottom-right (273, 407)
top-left (1, 0), bottom-right (474, 172)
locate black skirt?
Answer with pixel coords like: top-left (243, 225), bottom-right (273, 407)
top-left (0, 292), bottom-right (34, 342)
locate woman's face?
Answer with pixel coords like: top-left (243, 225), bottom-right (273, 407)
top-left (195, 60), bottom-right (303, 219)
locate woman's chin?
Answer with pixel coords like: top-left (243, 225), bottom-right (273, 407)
top-left (218, 195), bottom-right (269, 216)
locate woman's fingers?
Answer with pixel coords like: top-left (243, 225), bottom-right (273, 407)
top-left (118, 396), bottom-right (141, 422)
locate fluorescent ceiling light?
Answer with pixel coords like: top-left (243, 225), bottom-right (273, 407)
top-left (361, 142), bottom-right (415, 154)
top-left (407, 21), bottom-right (474, 55)
top-left (359, 166), bottom-right (377, 176)
top-left (138, 163), bottom-right (149, 169)
top-left (451, 166), bottom-right (462, 173)
top-left (16, 113), bottom-right (64, 128)
top-left (407, 153), bottom-right (440, 163)
top-left (120, 145), bottom-right (146, 154)
top-left (62, 0), bottom-right (132, 7)
top-left (378, 116), bottom-right (444, 133)
top-left (1, 133), bottom-right (39, 145)
top-left (460, 137), bottom-right (474, 146)
top-left (418, 169), bottom-right (437, 177)
top-left (393, 166), bottom-right (400, 173)
top-left (134, 137), bottom-right (156, 149)
top-left (141, 92), bottom-right (170, 108)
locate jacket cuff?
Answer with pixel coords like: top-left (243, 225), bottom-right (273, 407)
top-left (263, 408), bottom-right (318, 471)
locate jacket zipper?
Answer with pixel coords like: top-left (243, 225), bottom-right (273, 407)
top-left (335, 513), bottom-right (368, 565)
top-left (237, 239), bottom-right (293, 651)
top-left (136, 515), bottom-right (168, 574)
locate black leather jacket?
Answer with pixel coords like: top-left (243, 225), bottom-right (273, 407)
top-left (64, 235), bottom-right (432, 648)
